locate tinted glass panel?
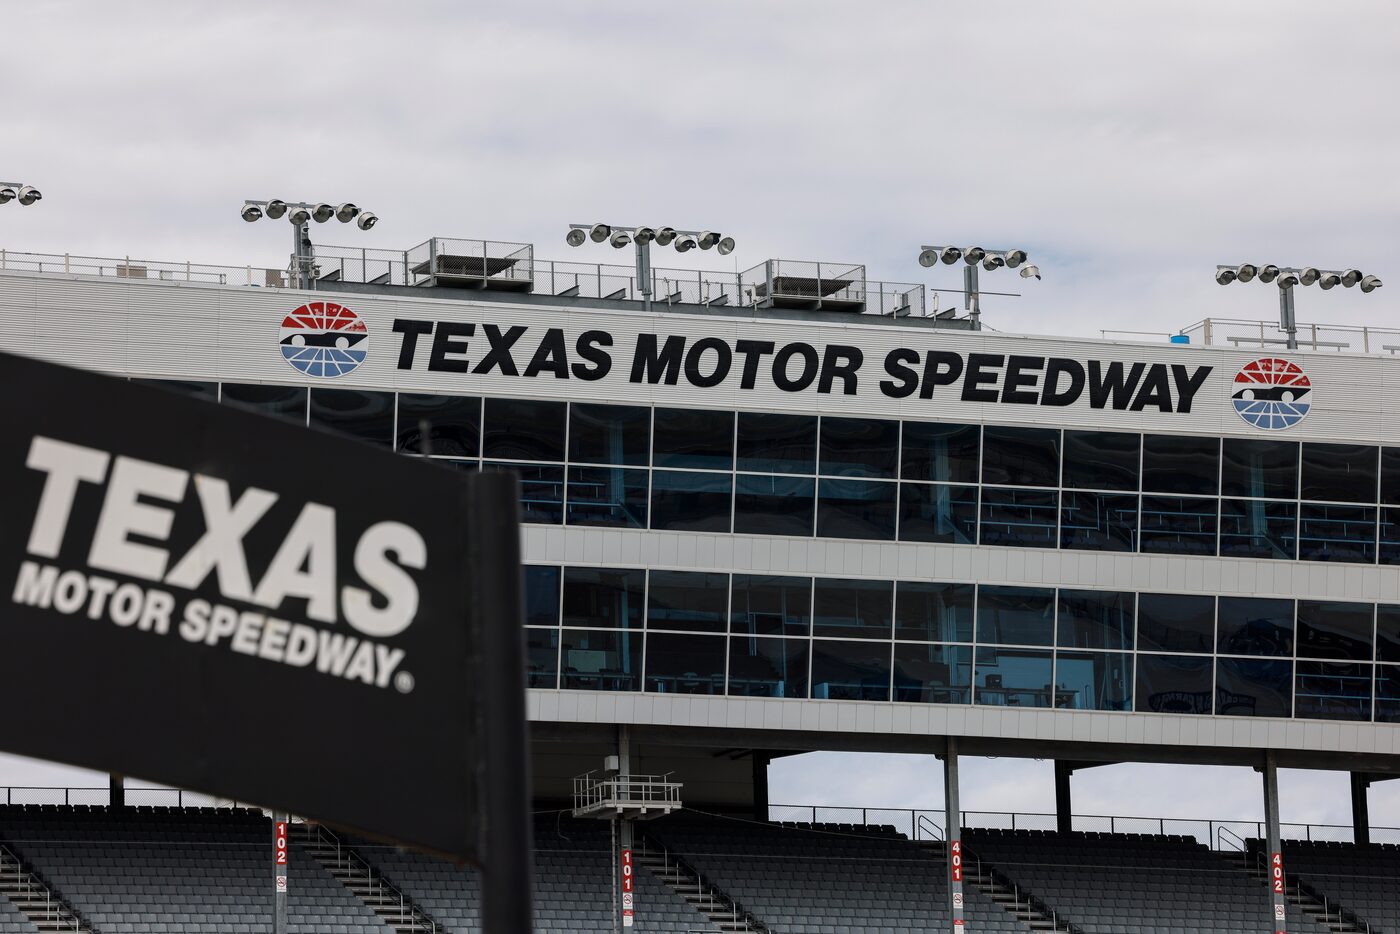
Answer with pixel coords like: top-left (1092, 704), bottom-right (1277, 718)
top-left (728, 636), bottom-right (809, 698)
top-left (1295, 661), bottom-right (1372, 721)
top-left (221, 383), bottom-right (307, 422)
top-left (1222, 438), bottom-right (1298, 499)
top-left (975, 647), bottom-right (1053, 708)
top-left (560, 629), bottom-right (641, 691)
top-left (731, 575), bottom-right (811, 636)
top-left (820, 417), bottom-right (898, 478)
top-left (1378, 665), bottom-right (1400, 723)
top-left (982, 426), bottom-right (1060, 487)
top-left (1379, 605), bottom-right (1400, 663)
top-left (979, 488), bottom-right (1058, 549)
top-left (396, 393), bottom-right (480, 456)
top-left (1139, 495), bottom-right (1217, 556)
top-left (817, 479), bottom-right (897, 541)
top-left (562, 567), bottom-right (644, 629)
top-left (1218, 596), bottom-right (1294, 657)
top-left (1219, 499), bottom-right (1297, 560)
top-left (893, 644), bottom-right (972, 704)
top-left (653, 407), bottom-right (734, 470)
top-left (483, 398), bottom-right (566, 462)
top-left (1060, 491), bottom-right (1137, 552)
top-left (1062, 431), bottom-right (1140, 492)
top-left (977, 586), bottom-right (1055, 646)
top-left (1382, 507), bottom-right (1400, 566)
top-left (650, 471), bottom-right (732, 533)
top-left (1057, 590), bottom-right (1134, 651)
top-left (133, 378), bottom-right (217, 400)
top-left (733, 474), bottom-right (814, 537)
top-left (1298, 503), bottom-right (1376, 564)
top-left (566, 466), bottom-right (648, 529)
top-left (309, 388), bottom-right (394, 447)
top-left (526, 627), bottom-right (559, 688)
top-left (1216, 657), bottom-right (1292, 718)
top-left (1296, 600), bottom-right (1373, 661)
top-left (895, 582), bottom-right (975, 642)
top-left (647, 571), bottom-right (728, 633)
top-left (899, 483), bottom-right (977, 545)
top-left (1055, 651), bottom-right (1132, 711)
top-left (901, 422), bottom-right (980, 484)
top-left (569, 403), bottom-right (650, 466)
top-left (645, 633), bottom-right (726, 694)
top-left (1137, 593), bottom-right (1215, 654)
top-left (524, 565), bottom-right (561, 627)
top-left (812, 578), bottom-right (894, 639)
top-left (1383, 449), bottom-right (1400, 506)
top-left (736, 413), bottom-right (817, 474)
top-left (1301, 443), bottom-right (1378, 504)
top-left (1136, 654), bottom-right (1213, 714)
top-left (1142, 434), bottom-right (1219, 495)
top-left (811, 640), bottom-right (891, 701)
top-left (488, 462), bottom-right (563, 525)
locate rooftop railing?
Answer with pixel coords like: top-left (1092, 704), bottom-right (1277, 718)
top-left (1176, 318), bottom-right (1400, 355)
top-left (0, 249), bottom-right (290, 288)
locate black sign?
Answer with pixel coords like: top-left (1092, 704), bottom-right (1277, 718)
top-left (0, 351), bottom-right (527, 867)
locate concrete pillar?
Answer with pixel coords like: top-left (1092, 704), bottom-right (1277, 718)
top-left (617, 726), bottom-right (634, 931)
top-left (1262, 753), bottom-right (1287, 934)
top-left (273, 812), bottom-right (287, 934)
top-left (944, 738), bottom-right (965, 931)
top-left (1054, 761), bottom-right (1073, 834)
top-left (1350, 773), bottom-right (1371, 847)
top-left (108, 774), bottom-right (124, 809)
top-left (753, 752), bottom-right (772, 821)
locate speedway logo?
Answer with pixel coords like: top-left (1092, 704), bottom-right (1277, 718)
top-left (1231, 358), bottom-right (1311, 430)
top-left (279, 301), bottom-right (368, 378)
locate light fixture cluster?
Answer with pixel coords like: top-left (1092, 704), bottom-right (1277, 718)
top-left (240, 199), bottom-right (377, 231)
top-left (918, 245), bottom-right (1039, 280)
top-left (1215, 264), bottom-right (1382, 293)
top-left (566, 224), bottom-right (735, 256)
top-left (0, 182), bottom-right (42, 206)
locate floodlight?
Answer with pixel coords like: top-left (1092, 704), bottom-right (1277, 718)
top-left (1299, 266), bottom-right (1320, 285)
top-left (1019, 265), bottom-right (1041, 280)
top-left (334, 202), bottom-right (359, 223)
top-left (609, 229), bottom-right (631, 248)
top-left (918, 249), bottom-right (939, 268)
top-left (697, 231), bottom-right (720, 250)
top-left (655, 227), bottom-right (677, 246)
top-left (16, 187), bottom-right (41, 206)
top-left (566, 228), bottom-right (587, 247)
top-left (1361, 275), bottom-right (1383, 293)
top-left (1215, 269), bottom-right (1237, 285)
top-left (0, 187), bottom-right (13, 204)
top-left (356, 211), bottom-right (377, 230)
top-left (675, 236), bottom-right (697, 252)
top-left (264, 199), bottom-right (288, 220)
top-left (634, 226), bottom-right (656, 245)
top-left (717, 236), bottom-right (736, 256)
top-left (1341, 269), bottom-right (1362, 287)
top-left (241, 204), bottom-right (263, 222)
top-left (982, 255), bottom-right (1006, 271)
top-left (1236, 264), bottom-right (1258, 283)
top-left (1005, 250), bottom-right (1027, 268)
top-left (589, 223), bottom-right (610, 243)
top-left (1319, 272), bottom-right (1341, 290)
top-left (1277, 272), bottom-right (1300, 288)
top-left (964, 247), bottom-right (986, 264)
top-left (287, 206), bottom-right (311, 226)
top-left (940, 247), bottom-right (962, 265)
top-left (310, 203), bottom-right (334, 223)
top-left (1258, 264), bottom-right (1280, 283)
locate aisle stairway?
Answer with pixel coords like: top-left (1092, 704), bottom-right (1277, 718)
top-left (286, 822), bottom-right (439, 933)
top-left (0, 843), bottom-right (88, 933)
top-left (636, 834), bottom-right (768, 933)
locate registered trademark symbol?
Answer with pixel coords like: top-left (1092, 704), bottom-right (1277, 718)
top-left (394, 670), bottom-right (415, 694)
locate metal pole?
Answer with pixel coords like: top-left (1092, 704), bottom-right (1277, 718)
top-left (634, 241), bottom-right (653, 314)
top-left (274, 812), bottom-right (288, 934)
top-left (1351, 773), bottom-right (1371, 847)
top-left (618, 726), bottom-right (635, 930)
top-left (1053, 762), bottom-right (1072, 834)
top-left (1279, 284), bottom-right (1298, 351)
top-left (1263, 753), bottom-right (1287, 934)
top-left (945, 738), bottom-right (965, 931)
top-left (964, 265), bottom-right (981, 330)
top-left (108, 774), bottom-right (124, 809)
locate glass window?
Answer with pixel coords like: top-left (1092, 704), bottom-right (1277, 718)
top-left (1383, 449), bottom-right (1400, 506)
top-left (562, 567), bottom-right (644, 630)
top-left (1301, 443), bottom-right (1378, 504)
top-left (1382, 507), bottom-right (1400, 566)
top-left (440, 458), bottom-right (480, 472)
top-left (1217, 597), bottom-right (1294, 657)
top-left (483, 398), bottom-right (566, 462)
top-left (1215, 657), bottom-right (1292, 718)
top-left (1059, 491), bottom-right (1137, 552)
top-left (899, 483), bottom-right (977, 545)
top-left (811, 640), bottom-right (891, 701)
top-left (1062, 431), bottom-right (1140, 492)
top-left (1295, 661), bottom-right (1372, 721)
top-left (526, 627), bottom-right (559, 689)
top-left (1221, 438), bottom-right (1298, 500)
top-left (647, 571), bottom-right (728, 633)
top-left (894, 582), bottom-right (975, 642)
top-left (1219, 499), bottom-right (1297, 560)
top-left (1139, 495), bottom-right (1218, 556)
top-left (893, 644), bottom-right (972, 704)
top-left (566, 466), bottom-right (648, 528)
top-left (1137, 593), bottom-right (1215, 654)
top-left (1055, 651), bottom-right (1132, 711)
top-left (977, 586), bottom-right (1055, 646)
top-left (396, 393), bottom-right (480, 456)
top-left (982, 426), bottom-right (1060, 488)
top-left (524, 565), bottom-right (560, 627)
top-left (901, 422), bottom-right (980, 484)
top-left (1378, 605), bottom-right (1400, 663)
top-left (650, 471), bottom-right (731, 533)
top-left (1296, 600), bottom-right (1373, 661)
top-left (653, 407), bottom-right (733, 470)
top-left (819, 416), bottom-right (898, 478)
top-left (487, 462), bottom-right (563, 525)
top-left (733, 474), bottom-right (814, 537)
top-left (133, 378), bottom-right (217, 401)
top-left (817, 479), bottom-right (897, 541)
top-left (812, 579), bottom-right (893, 640)
top-left (1377, 665), bottom-right (1400, 723)
top-left (731, 575), bottom-right (811, 637)
top-left (975, 647), bottom-right (1054, 708)
top-left (644, 633), bottom-right (726, 695)
top-left (979, 488), bottom-right (1058, 548)
top-left (728, 636), bottom-right (809, 698)
top-left (569, 403), bottom-right (650, 466)
top-left (1057, 590), bottom-right (1134, 651)
top-left (1142, 434), bottom-right (1219, 495)
top-left (1135, 654), bottom-right (1213, 714)
top-left (1298, 503), bottom-right (1376, 564)
top-left (736, 412), bottom-right (816, 474)
top-left (221, 383), bottom-right (307, 422)
top-left (560, 629), bottom-right (641, 691)
top-left (309, 388), bottom-right (394, 447)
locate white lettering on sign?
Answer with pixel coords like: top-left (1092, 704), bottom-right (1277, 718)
top-left (1272, 852), bottom-right (1285, 894)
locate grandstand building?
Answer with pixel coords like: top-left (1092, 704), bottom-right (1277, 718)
top-left (1, 238), bottom-right (1398, 932)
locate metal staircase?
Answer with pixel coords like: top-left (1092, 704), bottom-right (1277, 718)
top-left (635, 835), bottom-right (768, 933)
top-left (286, 821), bottom-right (440, 933)
top-left (0, 842), bottom-right (95, 932)
top-left (1220, 850), bottom-right (1368, 934)
top-left (914, 841), bottom-right (1077, 933)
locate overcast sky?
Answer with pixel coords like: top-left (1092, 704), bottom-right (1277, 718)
top-left (4, 1), bottom-right (1400, 833)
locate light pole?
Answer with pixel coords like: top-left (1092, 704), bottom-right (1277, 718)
top-left (918, 245), bottom-right (1039, 330)
top-left (240, 199), bottom-right (378, 289)
top-left (0, 182), bottom-right (42, 208)
top-left (566, 223), bottom-right (735, 313)
top-left (1215, 263), bottom-right (1383, 350)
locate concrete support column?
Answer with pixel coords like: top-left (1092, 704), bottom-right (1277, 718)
top-left (1350, 773), bottom-right (1371, 847)
top-left (618, 726), bottom-right (634, 931)
top-left (945, 738), bottom-right (965, 930)
top-left (108, 773), bottom-right (124, 809)
top-left (1262, 753), bottom-right (1287, 934)
top-left (273, 812), bottom-right (287, 934)
top-left (753, 752), bottom-right (772, 821)
top-left (1054, 761), bottom-right (1073, 834)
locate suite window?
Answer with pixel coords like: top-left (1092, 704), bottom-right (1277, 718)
top-left (644, 633), bottom-right (726, 695)
top-left (1219, 499), bottom-right (1297, 560)
top-left (1142, 434), bottom-right (1219, 495)
top-left (728, 636), bottom-right (809, 698)
top-left (483, 398), bottom-right (566, 462)
top-left (901, 422), bottom-right (980, 484)
top-left (1135, 654), bottom-right (1213, 715)
top-left (560, 629), bottom-right (641, 691)
top-left (731, 575), bottom-right (811, 637)
top-left (396, 393), bottom-right (480, 456)
top-left (817, 479), bottom-right (896, 541)
top-left (1139, 495), bottom-right (1218, 556)
top-left (977, 586), bottom-right (1055, 647)
top-left (1378, 605), bottom-right (1400, 663)
top-left (813, 578), bottom-right (893, 640)
top-left (562, 567), bottom-right (644, 630)
top-left (1060, 491), bottom-right (1137, 552)
top-left (820, 416), bottom-right (898, 478)
top-left (893, 644), bottom-right (972, 704)
top-left (979, 488), bottom-right (1058, 548)
top-left (1215, 657), bottom-right (1292, 718)
top-left (1055, 651), bottom-right (1132, 711)
top-left (221, 383), bottom-right (307, 422)
top-left (1062, 430), bottom-right (1140, 492)
top-left (975, 647), bottom-right (1053, 708)
top-left (524, 565), bottom-right (561, 627)
top-left (489, 462), bottom-right (563, 525)
top-left (1382, 448), bottom-right (1400, 505)
top-left (894, 581), bottom-right (974, 642)
top-left (736, 412), bottom-right (816, 474)
top-left (1296, 600), bottom-right (1373, 661)
top-left (526, 628), bottom-right (560, 689)
top-left (1295, 661), bottom-right (1372, 721)
top-left (1137, 593), bottom-right (1214, 654)
top-left (309, 388), bottom-right (394, 447)
top-left (1377, 665), bottom-right (1400, 723)
top-left (982, 426), bottom-right (1060, 488)
top-left (653, 407), bottom-right (734, 471)
top-left (566, 466), bottom-right (648, 529)
top-left (811, 640), bottom-right (891, 701)
top-left (1298, 503), bottom-right (1376, 564)
top-left (650, 471), bottom-right (732, 533)
top-left (1222, 438), bottom-right (1298, 500)
top-left (1301, 443), bottom-right (1378, 504)
top-left (647, 571), bottom-right (728, 633)
top-left (568, 403), bottom-right (650, 466)
top-left (733, 474), bottom-right (814, 537)
top-left (1217, 596), bottom-right (1294, 657)
top-left (1381, 508), bottom-right (1400, 566)
top-left (899, 483), bottom-right (977, 545)
top-left (1057, 590), bottom-right (1134, 651)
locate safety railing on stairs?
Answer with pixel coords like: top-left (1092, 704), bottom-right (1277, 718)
top-left (638, 834), bottom-right (770, 933)
top-left (1242, 842), bottom-right (1373, 934)
top-left (970, 851), bottom-right (1083, 934)
top-left (300, 823), bottom-right (438, 933)
top-left (0, 842), bottom-right (93, 932)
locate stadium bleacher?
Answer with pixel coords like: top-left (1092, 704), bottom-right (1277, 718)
top-left (1278, 840), bottom-right (1400, 933)
top-left (0, 897), bottom-right (37, 934)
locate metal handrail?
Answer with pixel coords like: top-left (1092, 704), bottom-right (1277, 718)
top-left (303, 823), bottom-right (437, 933)
top-left (637, 833), bottom-right (769, 933)
top-left (0, 842), bottom-right (91, 931)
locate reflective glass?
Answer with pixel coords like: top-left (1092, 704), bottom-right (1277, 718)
top-left (727, 636), bottom-right (809, 698)
top-left (1139, 495), bottom-right (1218, 556)
top-left (566, 466), bottom-right (648, 529)
top-left (562, 567), bottom-right (644, 629)
top-left (731, 575), bottom-right (811, 636)
top-left (817, 479), bottom-right (897, 541)
top-left (1298, 503), bottom-right (1376, 564)
top-left (396, 393), bottom-right (480, 456)
top-left (820, 416), bottom-right (898, 478)
top-left (982, 426), bottom-right (1060, 487)
top-left (1137, 593), bottom-right (1215, 654)
top-left (1383, 449), bottom-right (1400, 506)
top-left (1382, 508), bottom-right (1400, 566)
top-left (811, 640), bottom-right (891, 701)
top-left (1378, 605), bottom-right (1400, 663)
top-left (134, 378), bottom-right (217, 401)
top-left (644, 633), bottom-right (726, 694)
top-left (894, 582), bottom-right (975, 642)
top-left (1378, 665), bottom-right (1400, 723)
top-left (221, 383), bottom-right (307, 422)
top-left (813, 578), bottom-right (894, 639)
top-left (1215, 657), bottom-right (1292, 717)
top-left (979, 488), bottom-right (1058, 549)
top-left (526, 628), bottom-right (559, 688)
top-left (1296, 600), bottom-right (1373, 661)
top-left (977, 586), bottom-right (1055, 646)
top-left (487, 462), bottom-right (563, 525)
top-left (736, 412), bottom-right (817, 474)
top-left (560, 629), bottom-right (641, 691)
top-left (569, 403), bottom-right (651, 466)
top-left (483, 398), bottom-right (566, 462)
top-left (1295, 661), bottom-right (1372, 721)
top-left (650, 470), bottom-right (732, 533)
top-left (1221, 438), bottom-right (1298, 500)
top-left (733, 474), bottom-right (814, 537)
top-left (1062, 431), bottom-right (1140, 492)
top-left (1219, 499), bottom-right (1297, 560)
top-left (899, 483), bottom-right (977, 545)
top-left (1055, 651), bottom-right (1132, 711)
top-left (1135, 654), bottom-right (1213, 714)
top-left (653, 407), bottom-right (734, 470)
top-left (1059, 491), bottom-right (1137, 552)
top-left (1057, 590), bottom-right (1134, 651)
top-left (1217, 596), bottom-right (1294, 657)
top-left (1301, 443), bottom-right (1378, 504)
top-left (901, 422), bottom-right (980, 484)
top-left (524, 565), bottom-right (561, 627)
top-left (647, 571), bottom-right (728, 633)
top-left (309, 388), bottom-right (394, 447)
top-left (975, 647), bottom-right (1054, 708)
top-left (893, 644), bottom-right (972, 704)
top-left (1142, 434), bottom-right (1219, 495)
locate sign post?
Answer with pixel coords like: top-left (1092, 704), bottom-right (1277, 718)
top-left (274, 815), bottom-right (288, 933)
top-left (945, 737), bottom-right (965, 931)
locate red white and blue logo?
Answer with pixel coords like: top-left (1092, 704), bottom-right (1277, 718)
top-left (279, 302), bottom-right (367, 378)
top-left (1232, 357), bottom-right (1311, 430)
